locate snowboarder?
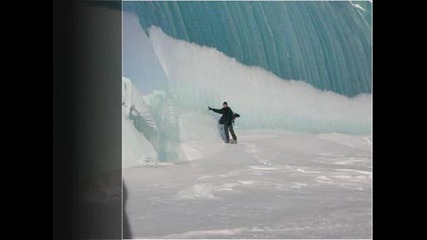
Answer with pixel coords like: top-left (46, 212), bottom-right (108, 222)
top-left (208, 102), bottom-right (238, 143)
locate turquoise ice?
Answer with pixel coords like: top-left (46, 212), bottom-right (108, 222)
top-left (124, 1), bottom-right (371, 97)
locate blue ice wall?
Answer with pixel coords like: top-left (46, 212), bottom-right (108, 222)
top-left (123, 1), bottom-right (371, 97)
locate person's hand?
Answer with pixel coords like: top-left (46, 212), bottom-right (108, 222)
top-left (208, 107), bottom-right (212, 110)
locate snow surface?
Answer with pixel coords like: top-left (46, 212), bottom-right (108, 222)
top-left (124, 131), bottom-right (371, 239)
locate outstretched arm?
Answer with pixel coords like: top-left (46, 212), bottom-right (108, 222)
top-left (208, 107), bottom-right (224, 114)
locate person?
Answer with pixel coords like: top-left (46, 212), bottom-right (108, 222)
top-left (208, 102), bottom-right (238, 143)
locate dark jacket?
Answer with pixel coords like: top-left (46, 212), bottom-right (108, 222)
top-left (211, 107), bottom-right (234, 124)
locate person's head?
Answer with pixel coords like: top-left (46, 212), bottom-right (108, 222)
top-left (223, 101), bottom-right (228, 108)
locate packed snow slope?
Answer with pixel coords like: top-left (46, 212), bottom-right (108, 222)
top-left (124, 131), bottom-right (372, 238)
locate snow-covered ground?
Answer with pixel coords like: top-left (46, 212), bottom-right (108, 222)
top-left (124, 131), bottom-right (371, 239)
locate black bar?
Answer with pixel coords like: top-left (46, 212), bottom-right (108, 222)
top-left (53, 1), bottom-right (126, 239)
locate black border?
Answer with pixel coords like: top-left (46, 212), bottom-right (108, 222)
top-left (53, 1), bottom-right (125, 239)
